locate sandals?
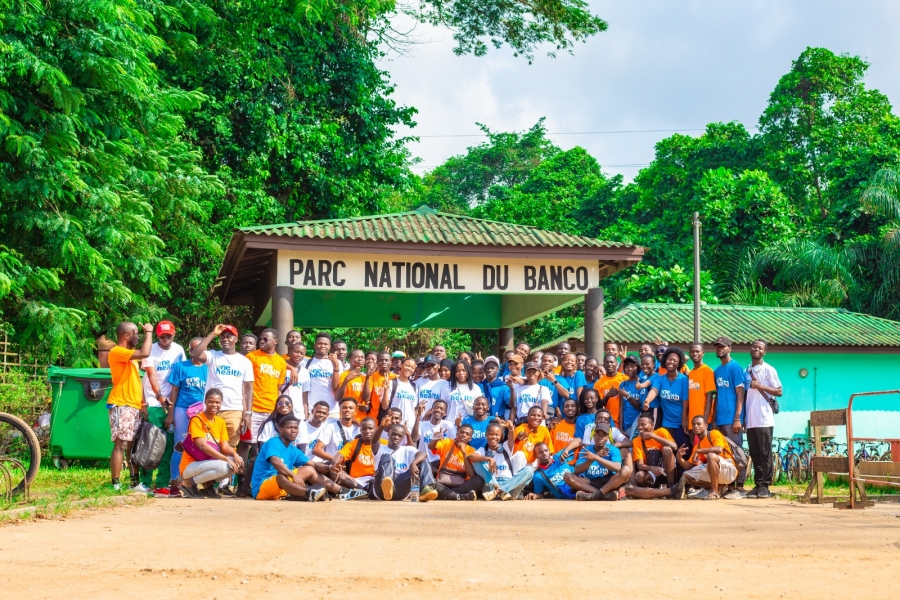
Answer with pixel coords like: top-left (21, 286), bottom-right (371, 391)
top-left (706, 492), bottom-right (720, 501)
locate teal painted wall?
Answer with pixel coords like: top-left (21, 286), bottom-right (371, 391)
top-left (747, 351), bottom-right (900, 439)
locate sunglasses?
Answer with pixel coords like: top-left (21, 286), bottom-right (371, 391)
top-left (276, 400), bottom-right (292, 406)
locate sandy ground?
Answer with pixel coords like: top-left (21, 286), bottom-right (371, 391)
top-left (2, 496), bottom-right (899, 599)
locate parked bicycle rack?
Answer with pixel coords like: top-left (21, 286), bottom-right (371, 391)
top-left (802, 390), bottom-right (900, 509)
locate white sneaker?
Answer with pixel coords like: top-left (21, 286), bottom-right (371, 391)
top-left (132, 483), bottom-right (151, 493)
top-left (723, 488), bottom-right (745, 500)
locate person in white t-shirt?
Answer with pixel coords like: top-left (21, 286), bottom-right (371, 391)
top-left (416, 354), bottom-right (450, 416)
top-left (332, 339), bottom-right (350, 373)
top-left (412, 398), bottom-right (457, 470)
top-left (137, 320), bottom-right (185, 494)
top-left (383, 357), bottom-right (420, 431)
top-left (447, 360), bottom-right (482, 421)
top-left (372, 424), bottom-right (438, 501)
top-left (302, 401), bottom-right (334, 459)
top-left (284, 342), bottom-right (311, 419)
top-left (744, 339), bottom-right (782, 499)
top-left (305, 333), bottom-right (342, 417)
top-left (256, 396), bottom-right (298, 446)
top-left (311, 398), bottom-right (360, 461)
top-left (512, 362), bottom-right (552, 423)
top-left (191, 324), bottom-right (253, 449)
top-left (467, 421), bottom-right (533, 501)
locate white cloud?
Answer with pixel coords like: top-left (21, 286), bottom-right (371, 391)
top-left (378, 1), bottom-right (900, 180)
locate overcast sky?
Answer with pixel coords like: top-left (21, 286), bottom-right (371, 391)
top-left (379, 1), bottom-right (900, 181)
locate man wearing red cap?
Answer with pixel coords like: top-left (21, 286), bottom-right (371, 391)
top-left (136, 320), bottom-right (186, 495)
top-left (191, 324), bottom-right (254, 496)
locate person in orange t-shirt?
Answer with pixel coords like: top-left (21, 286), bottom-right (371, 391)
top-left (331, 418), bottom-right (382, 495)
top-left (594, 354), bottom-right (629, 427)
top-left (687, 343), bottom-right (716, 431)
top-left (247, 328), bottom-right (296, 444)
top-left (623, 413), bottom-right (686, 500)
top-left (335, 350), bottom-right (370, 421)
top-left (549, 398), bottom-right (579, 465)
top-left (675, 415), bottom-right (737, 499)
top-left (107, 321), bottom-right (154, 490)
top-left (366, 351), bottom-right (397, 417)
top-left (429, 424), bottom-right (484, 500)
top-left (512, 406), bottom-right (555, 462)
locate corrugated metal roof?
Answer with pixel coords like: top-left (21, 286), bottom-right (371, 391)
top-left (536, 303), bottom-right (900, 349)
top-left (241, 205), bottom-right (630, 249)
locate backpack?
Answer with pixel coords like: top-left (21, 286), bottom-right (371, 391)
top-left (131, 419), bottom-right (167, 470)
top-left (344, 435), bottom-right (365, 473)
top-left (707, 432), bottom-right (748, 471)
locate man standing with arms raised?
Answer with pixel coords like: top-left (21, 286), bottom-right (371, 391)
top-left (744, 339), bottom-right (782, 499)
top-left (191, 324), bottom-right (253, 496)
top-left (107, 322), bottom-right (154, 491)
top-left (713, 336), bottom-right (747, 499)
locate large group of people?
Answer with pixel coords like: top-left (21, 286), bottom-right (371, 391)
top-left (105, 321), bottom-right (783, 503)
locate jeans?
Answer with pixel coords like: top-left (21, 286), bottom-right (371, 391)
top-left (746, 426), bottom-right (774, 487)
top-left (170, 406), bottom-right (190, 481)
top-left (370, 454), bottom-right (435, 501)
top-left (182, 459), bottom-right (234, 485)
top-left (474, 462), bottom-right (534, 499)
top-left (139, 406), bottom-right (173, 489)
top-left (717, 425), bottom-right (746, 487)
top-left (434, 475), bottom-right (485, 499)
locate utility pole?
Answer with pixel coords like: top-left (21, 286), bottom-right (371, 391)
top-left (693, 211), bottom-right (701, 344)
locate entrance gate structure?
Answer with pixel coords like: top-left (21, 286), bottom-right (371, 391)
top-left (214, 206), bottom-right (644, 355)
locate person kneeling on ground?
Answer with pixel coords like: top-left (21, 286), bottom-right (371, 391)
top-left (328, 417), bottom-right (383, 500)
top-left (178, 389), bottom-right (244, 499)
top-left (251, 414), bottom-right (345, 501)
top-left (468, 421), bottom-right (534, 501)
top-left (622, 413), bottom-right (685, 500)
top-left (674, 416), bottom-right (738, 500)
top-left (428, 424), bottom-right (484, 500)
top-left (565, 422), bottom-right (632, 501)
top-left (372, 424), bottom-right (438, 502)
top-left (525, 442), bottom-right (577, 500)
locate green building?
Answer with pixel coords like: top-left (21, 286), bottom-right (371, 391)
top-left (537, 303), bottom-right (900, 439)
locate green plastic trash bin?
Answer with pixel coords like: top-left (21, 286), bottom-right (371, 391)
top-left (48, 366), bottom-right (115, 464)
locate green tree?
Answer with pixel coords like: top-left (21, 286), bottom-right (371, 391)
top-left (860, 167), bottom-right (900, 317)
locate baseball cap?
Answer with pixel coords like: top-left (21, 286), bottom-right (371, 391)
top-left (220, 325), bottom-right (239, 337)
top-left (423, 354), bottom-right (438, 365)
top-left (594, 422), bottom-right (611, 434)
top-left (524, 361), bottom-right (540, 371)
top-left (507, 354), bottom-right (524, 366)
top-left (714, 336), bottom-right (733, 347)
top-left (622, 355), bottom-right (639, 366)
top-left (391, 351), bottom-right (406, 359)
top-left (156, 320), bottom-right (175, 336)
top-left (483, 355), bottom-right (500, 367)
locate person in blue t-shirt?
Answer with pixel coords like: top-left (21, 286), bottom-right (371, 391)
top-left (617, 356), bottom-right (647, 437)
top-left (479, 356), bottom-right (512, 418)
top-left (643, 347), bottom-right (690, 451)
top-left (566, 422), bottom-right (630, 501)
top-left (712, 336), bottom-right (747, 497)
top-left (461, 396), bottom-right (493, 450)
top-left (250, 415), bottom-right (344, 501)
top-left (526, 443), bottom-right (576, 499)
top-left (574, 387), bottom-right (601, 442)
top-left (166, 337), bottom-right (209, 485)
top-left (540, 352), bottom-right (587, 417)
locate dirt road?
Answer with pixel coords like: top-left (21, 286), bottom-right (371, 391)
top-left (2, 497), bottom-right (898, 598)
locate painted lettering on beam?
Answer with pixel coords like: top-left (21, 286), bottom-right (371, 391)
top-left (524, 265), bottom-right (589, 291)
top-left (289, 259), bottom-right (347, 287)
top-left (364, 261), bottom-right (465, 290)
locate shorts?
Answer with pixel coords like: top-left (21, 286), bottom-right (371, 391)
top-left (255, 468), bottom-right (300, 500)
top-left (642, 450), bottom-right (667, 488)
top-left (108, 406), bottom-right (140, 442)
top-left (218, 410), bottom-right (243, 447)
top-left (249, 411), bottom-right (270, 443)
top-left (557, 483), bottom-right (577, 500)
top-left (685, 458), bottom-right (737, 485)
top-left (584, 473), bottom-right (614, 489)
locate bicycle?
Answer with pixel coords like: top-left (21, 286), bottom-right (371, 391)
top-left (772, 437), bottom-right (803, 484)
top-left (0, 411), bottom-right (41, 498)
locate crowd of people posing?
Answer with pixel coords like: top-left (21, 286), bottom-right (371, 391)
top-left (103, 320), bottom-right (783, 504)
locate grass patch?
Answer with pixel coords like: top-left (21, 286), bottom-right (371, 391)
top-left (0, 461), bottom-right (123, 512)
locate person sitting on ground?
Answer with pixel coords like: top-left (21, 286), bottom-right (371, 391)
top-left (414, 398), bottom-right (457, 473)
top-left (372, 424), bottom-right (439, 502)
top-left (328, 417), bottom-right (383, 499)
top-left (251, 414), bottom-right (346, 502)
top-left (428, 424), bottom-right (484, 500)
top-left (178, 388), bottom-right (245, 499)
top-left (674, 416), bottom-right (738, 500)
top-left (512, 406), bottom-right (555, 463)
top-left (565, 423), bottom-right (631, 501)
top-left (312, 397), bottom-right (361, 462)
top-left (526, 442), bottom-right (576, 500)
top-left (468, 421), bottom-right (533, 501)
top-left (622, 413), bottom-right (685, 500)
top-left (461, 396), bottom-right (492, 451)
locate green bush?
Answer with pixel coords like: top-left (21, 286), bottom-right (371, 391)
top-left (0, 370), bottom-right (50, 426)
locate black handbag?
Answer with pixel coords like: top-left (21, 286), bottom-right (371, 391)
top-left (131, 420), bottom-right (167, 470)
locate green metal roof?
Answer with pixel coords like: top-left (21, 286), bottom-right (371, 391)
top-left (240, 205), bottom-right (630, 249)
top-left (536, 303), bottom-right (900, 349)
